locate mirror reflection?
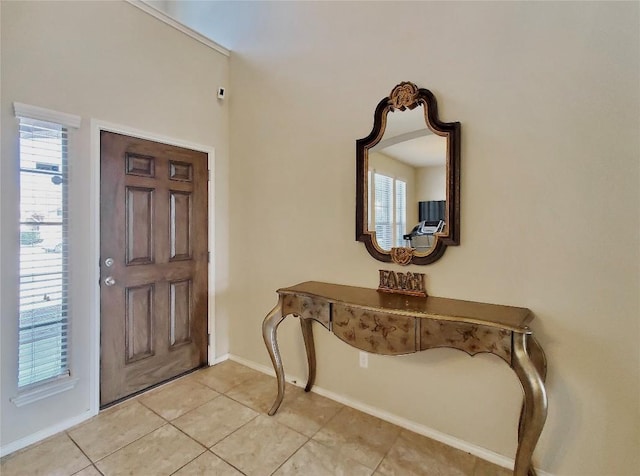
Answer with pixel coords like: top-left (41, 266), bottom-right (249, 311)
top-left (356, 81), bottom-right (460, 266)
top-left (367, 106), bottom-right (447, 254)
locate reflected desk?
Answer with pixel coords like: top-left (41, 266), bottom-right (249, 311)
top-left (262, 281), bottom-right (547, 476)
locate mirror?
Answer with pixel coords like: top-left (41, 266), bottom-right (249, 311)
top-left (356, 82), bottom-right (460, 265)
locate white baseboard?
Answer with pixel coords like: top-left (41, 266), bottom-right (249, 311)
top-left (227, 354), bottom-right (553, 476)
top-left (0, 409), bottom-right (95, 458)
top-left (211, 353), bottom-right (230, 365)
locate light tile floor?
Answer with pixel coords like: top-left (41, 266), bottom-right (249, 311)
top-left (0, 361), bottom-right (512, 476)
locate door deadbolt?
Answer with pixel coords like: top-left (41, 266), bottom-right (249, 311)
top-left (104, 257), bottom-right (114, 267)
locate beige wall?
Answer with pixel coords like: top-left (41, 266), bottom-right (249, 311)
top-left (416, 165), bottom-right (446, 203)
top-left (2, 1), bottom-right (638, 474)
top-left (0, 1), bottom-right (229, 450)
top-left (165, 2), bottom-right (639, 475)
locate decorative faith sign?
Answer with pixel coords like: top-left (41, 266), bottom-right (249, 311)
top-left (377, 270), bottom-right (427, 298)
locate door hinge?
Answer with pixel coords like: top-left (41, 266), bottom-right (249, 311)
top-left (208, 170), bottom-right (212, 181)
top-left (208, 251), bottom-right (211, 263)
top-left (208, 333), bottom-right (212, 346)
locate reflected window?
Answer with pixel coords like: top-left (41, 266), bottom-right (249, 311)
top-left (371, 172), bottom-right (406, 249)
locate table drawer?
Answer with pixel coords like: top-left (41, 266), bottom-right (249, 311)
top-left (333, 304), bottom-right (416, 355)
top-left (420, 320), bottom-right (512, 363)
top-left (281, 294), bottom-right (330, 329)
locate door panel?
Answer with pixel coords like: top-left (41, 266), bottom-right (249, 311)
top-left (170, 191), bottom-right (192, 260)
top-left (126, 186), bottom-right (154, 265)
top-left (100, 131), bottom-right (208, 407)
top-left (169, 279), bottom-right (192, 347)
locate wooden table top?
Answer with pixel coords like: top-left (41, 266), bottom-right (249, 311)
top-left (278, 281), bottom-right (533, 332)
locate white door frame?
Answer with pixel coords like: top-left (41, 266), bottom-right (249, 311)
top-left (89, 120), bottom-right (216, 414)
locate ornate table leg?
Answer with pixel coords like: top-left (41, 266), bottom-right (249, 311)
top-left (512, 332), bottom-right (548, 476)
top-left (299, 318), bottom-right (316, 392)
top-left (262, 302), bottom-right (286, 416)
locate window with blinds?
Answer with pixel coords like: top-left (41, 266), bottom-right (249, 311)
top-left (18, 117), bottom-right (69, 388)
top-left (395, 180), bottom-right (407, 247)
top-left (374, 173), bottom-right (393, 249)
top-left (372, 172), bottom-right (407, 249)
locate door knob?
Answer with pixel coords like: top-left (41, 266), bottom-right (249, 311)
top-left (104, 276), bottom-right (116, 286)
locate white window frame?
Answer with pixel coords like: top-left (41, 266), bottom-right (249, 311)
top-left (369, 170), bottom-right (407, 249)
top-left (11, 103), bottom-right (81, 407)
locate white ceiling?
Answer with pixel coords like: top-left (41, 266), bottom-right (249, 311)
top-left (371, 106), bottom-right (446, 168)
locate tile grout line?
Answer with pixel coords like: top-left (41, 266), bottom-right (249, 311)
top-left (212, 373), bottom-right (270, 414)
top-left (213, 450), bottom-right (249, 476)
top-left (64, 431), bottom-right (103, 475)
top-left (207, 413), bottom-right (261, 456)
top-left (134, 390), bottom-right (220, 468)
top-left (203, 394), bottom-right (310, 476)
top-left (137, 367), bottom-right (267, 474)
top-left (165, 429), bottom-right (207, 476)
top-left (166, 421), bottom-right (209, 453)
top-left (304, 405), bottom-right (402, 474)
top-left (259, 386), bottom-right (346, 441)
top-left (146, 390), bottom-right (225, 421)
top-left (221, 390), bottom-right (274, 414)
top-left (89, 422), bottom-right (170, 466)
top-left (267, 434), bottom-right (311, 476)
top-left (191, 360), bottom-right (261, 393)
top-left (209, 377), bottom-right (310, 474)
top-left (371, 428), bottom-right (403, 475)
top-left (99, 367), bottom-right (204, 412)
top-left (194, 371), bottom-right (257, 394)
top-left (90, 421), bottom-right (205, 474)
top-left (92, 386), bottom-right (254, 475)
top-left (203, 448), bottom-right (249, 476)
top-left (71, 396), bottom-right (172, 466)
top-left (298, 405), bottom-right (345, 453)
top-left (275, 402), bottom-right (377, 474)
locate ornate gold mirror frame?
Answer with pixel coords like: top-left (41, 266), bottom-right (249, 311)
top-left (356, 82), bottom-right (461, 265)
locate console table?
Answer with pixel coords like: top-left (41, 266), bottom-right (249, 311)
top-left (262, 281), bottom-right (547, 476)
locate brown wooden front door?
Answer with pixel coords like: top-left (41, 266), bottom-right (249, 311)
top-left (100, 131), bottom-right (208, 407)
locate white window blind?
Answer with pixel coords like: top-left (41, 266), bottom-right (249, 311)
top-left (374, 173), bottom-right (393, 249)
top-left (18, 117), bottom-right (70, 388)
top-left (372, 172), bottom-right (407, 249)
top-left (367, 170), bottom-right (372, 229)
top-left (395, 180), bottom-right (407, 247)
